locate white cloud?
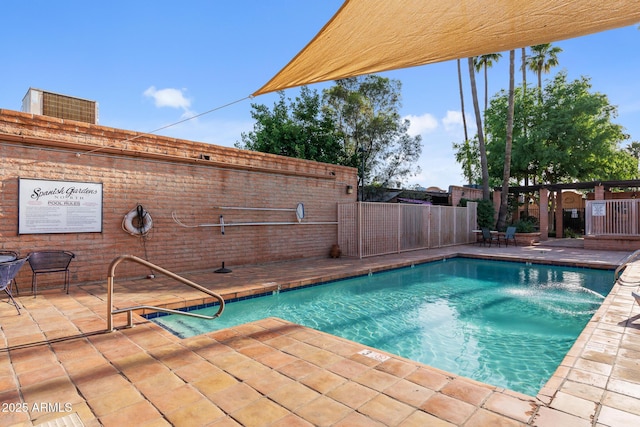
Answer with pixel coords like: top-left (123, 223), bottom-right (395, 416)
top-left (405, 116), bottom-right (465, 189)
top-left (409, 149), bottom-right (462, 191)
top-left (404, 113), bottom-right (438, 136)
top-left (144, 86), bottom-right (192, 110)
top-left (442, 110), bottom-right (463, 132)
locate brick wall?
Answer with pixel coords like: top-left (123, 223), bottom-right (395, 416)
top-left (584, 236), bottom-right (640, 251)
top-left (0, 109), bottom-right (357, 291)
top-left (449, 185), bottom-right (482, 208)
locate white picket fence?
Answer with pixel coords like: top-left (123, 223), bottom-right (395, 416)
top-left (337, 202), bottom-right (478, 258)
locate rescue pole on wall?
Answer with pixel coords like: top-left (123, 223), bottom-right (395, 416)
top-left (171, 203), bottom-right (320, 230)
top-left (171, 203), bottom-right (337, 273)
top-left (213, 203), bottom-right (305, 223)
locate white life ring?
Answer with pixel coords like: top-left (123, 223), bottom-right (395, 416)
top-left (122, 206), bottom-right (153, 236)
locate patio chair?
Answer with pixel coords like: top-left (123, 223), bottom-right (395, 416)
top-left (503, 226), bottom-right (517, 247)
top-left (0, 250), bottom-right (19, 293)
top-left (633, 291), bottom-right (640, 307)
top-left (0, 250), bottom-right (18, 262)
top-left (0, 256), bottom-right (30, 314)
top-left (481, 228), bottom-right (500, 247)
top-left (27, 251), bottom-right (75, 296)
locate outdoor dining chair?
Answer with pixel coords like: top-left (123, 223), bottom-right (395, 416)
top-left (481, 228), bottom-right (500, 247)
top-left (0, 250), bottom-right (18, 262)
top-left (0, 256), bottom-right (30, 314)
top-left (0, 250), bottom-right (19, 293)
top-left (27, 250), bottom-right (75, 296)
top-left (503, 226), bottom-right (517, 247)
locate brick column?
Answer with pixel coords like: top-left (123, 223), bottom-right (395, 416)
top-left (555, 189), bottom-right (563, 238)
top-left (592, 185), bottom-right (605, 236)
top-left (539, 188), bottom-right (549, 241)
top-left (492, 190), bottom-right (501, 226)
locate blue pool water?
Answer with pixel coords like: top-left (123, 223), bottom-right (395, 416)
top-left (151, 258), bottom-right (613, 395)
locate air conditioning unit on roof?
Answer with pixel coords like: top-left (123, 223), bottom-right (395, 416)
top-left (22, 88), bottom-right (99, 124)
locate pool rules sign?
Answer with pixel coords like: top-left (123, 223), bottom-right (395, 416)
top-left (591, 201), bottom-right (606, 217)
top-left (18, 178), bottom-right (103, 234)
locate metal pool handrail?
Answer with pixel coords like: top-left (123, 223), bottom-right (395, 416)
top-left (614, 249), bottom-right (640, 281)
top-left (107, 255), bottom-right (225, 332)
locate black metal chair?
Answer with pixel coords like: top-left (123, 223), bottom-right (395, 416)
top-left (27, 251), bottom-right (75, 296)
top-left (0, 256), bottom-right (30, 314)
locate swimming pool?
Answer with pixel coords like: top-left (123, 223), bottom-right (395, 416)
top-left (151, 258), bottom-right (613, 396)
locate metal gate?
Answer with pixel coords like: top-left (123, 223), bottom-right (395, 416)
top-left (562, 208), bottom-right (585, 235)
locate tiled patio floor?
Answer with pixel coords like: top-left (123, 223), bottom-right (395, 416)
top-left (1, 242), bottom-right (640, 426)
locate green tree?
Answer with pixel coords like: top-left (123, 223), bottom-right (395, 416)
top-left (534, 73), bottom-right (636, 182)
top-left (484, 86), bottom-right (535, 186)
top-left (237, 87), bottom-right (345, 164)
top-left (322, 75), bottom-right (422, 189)
top-left (485, 72), bottom-right (638, 185)
top-left (452, 137), bottom-right (480, 185)
top-left (239, 76), bottom-right (422, 193)
top-left (626, 141), bottom-right (640, 161)
top-left (525, 43), bottom-right (562, 201)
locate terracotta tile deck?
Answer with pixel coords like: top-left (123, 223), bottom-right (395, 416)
top-left (1, 242), bottom-right (640, 426)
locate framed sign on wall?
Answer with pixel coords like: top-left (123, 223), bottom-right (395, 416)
top-left (18, 178), bottom-right (103, 234)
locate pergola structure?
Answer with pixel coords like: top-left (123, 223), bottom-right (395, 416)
top-left (498, 180), bottom-right (640, 194)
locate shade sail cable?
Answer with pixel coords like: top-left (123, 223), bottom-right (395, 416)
top-left (77, 95), bottom-right (251, 157)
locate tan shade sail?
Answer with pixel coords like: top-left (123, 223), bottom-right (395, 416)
top-left (254, 0), bottom-right (640, 96)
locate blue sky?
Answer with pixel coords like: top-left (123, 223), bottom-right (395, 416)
top-left (2, 1), bottom-right (639, 190)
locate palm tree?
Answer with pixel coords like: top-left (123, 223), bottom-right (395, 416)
top-left (526, 43), bottom-right (561, 230)
top-left (520, 47), bottom-right (529, 188)
top-left (520, 46), bottom-right (533, 215)
top-left (496, 50), bottom-right (516, 230)
top-left (456, 58), bottom-right (473, 185)
top-left (626, 141), bottom-right (640, 161)
top-left (527, 43), bottom-right (563, 90)
top-left (521, 48), bottom-right (527, 88)
top-left (468, 57), bottom-right (490, 200)
top-left (457, 59), bottom-right (469, 145)
top-left (474, 53), bottom-right (502, 117)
